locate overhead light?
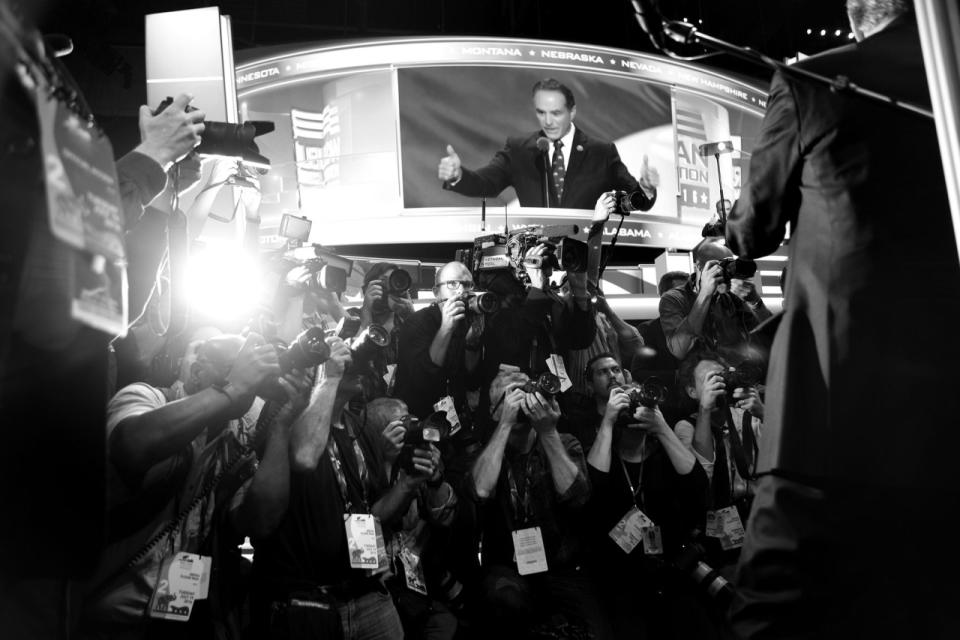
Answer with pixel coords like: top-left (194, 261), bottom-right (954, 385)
top-left (820, 29), bottom-right (827, 36)
top-left (834, 29), bottom-right (843, 36)
top-left (806, 28), bottom-right (812, 35)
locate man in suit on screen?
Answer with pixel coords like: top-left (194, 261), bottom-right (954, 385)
top-left (438, 78), bottom-right (659, 210)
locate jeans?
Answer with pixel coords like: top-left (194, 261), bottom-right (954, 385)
top-left (337, 589), bottom-right (404, 640)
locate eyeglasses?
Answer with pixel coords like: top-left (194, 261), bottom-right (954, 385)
top-left (439, 280), bottom-right (475, 291)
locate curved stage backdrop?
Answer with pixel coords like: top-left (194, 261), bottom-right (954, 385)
top-left (234, 37), bottom-right (767, 251)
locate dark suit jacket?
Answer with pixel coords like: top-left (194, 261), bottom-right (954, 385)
top-left (726, 16), bottom-right (960, 490)
top-left (448, 128), bottom-right (654, 210)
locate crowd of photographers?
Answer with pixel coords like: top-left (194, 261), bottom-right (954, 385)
top-left (72, 178), bottom-right (775, 640)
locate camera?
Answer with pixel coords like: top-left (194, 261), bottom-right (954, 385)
top-left (373, 269), bottom-right (413, 313)
top-left (672, 536), bottom-right (735, 612)
top-left (613, 190), bottom-right (646, 215)
top-left (615, 377), bottom-right (668, 426)
top-left (284, 260), bottom-right (349, 295)
top-left (717, 256), bottom-right (757, 284)
top-left (463, 290), bottom-right (500, 315)
top-left (256, 326), bottom-right (330, 401)
top-left (517, 231), bottom-right (588, 274)
top-left (719, 362), bottom-right (763, 396)
top-left (519, 372), bottom-right (562, 398)
top-left (153, 96), bottom-right (275, 168)
top-left (397, 411), bottom-right (451, 475)
top-left (335, 316), bottom-right (390, 361)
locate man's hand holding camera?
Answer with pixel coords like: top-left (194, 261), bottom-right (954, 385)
top-left (271, 368), bottom-right (314, 428)
top-left (700, 370), bottom-right (727, 413)
top-left (523, 243), bottom-right (553, 291)
top-left (321, 336), bottom-right (352, 382)
top-left (498, 387), bottom-right (527, 428)
top-left (136, 93), bottom-right (206, 171)
top-left (524, 392), bottom-right (562, 436)
top-left (603, 387), bottom-right (632, 427)
top-left (400, 443), bottom-right (442, 491)
top-left (439, 295), bottom-right (467, 331)
top-left (222, 334), bottom-right (281, 417)
top-left (697, 260), bottom-right (725, 301)
top-left (631, 405), bottom-right (670, 436)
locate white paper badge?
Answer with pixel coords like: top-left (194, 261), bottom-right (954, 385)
top-left (512, 526), bottom-right (549, 575)
top-left (345, 513), bottom-right (381, 569)
top-left (399, 548), bottom-right (429, 595)
top-left (545, 354), bottom-right (573, 392)
top-left (609, 506), bottom-right (654, 554)
top-left (706, 507), bottom-right (745, 551)
top-left (196, 555), bottom-right (211, 600)
top-left (433, 395), bottom-right (462, 435)
top-left (148, 552), bottom-right (204, 621)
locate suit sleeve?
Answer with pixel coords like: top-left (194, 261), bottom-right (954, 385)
top-left (726, 71), bottom-right (802, 258)
top-left (445, 139), bottom-right (516, 198)
top-left (607, 142), bottom-right (656, 211)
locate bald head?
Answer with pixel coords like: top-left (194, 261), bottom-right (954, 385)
top-left (434, 261), bottom-right (473, 301)
top-left (693, 239), bottom-right (733, 269)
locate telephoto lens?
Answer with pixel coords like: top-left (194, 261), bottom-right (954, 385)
top-left (257, 326), bottom-right (330, 401)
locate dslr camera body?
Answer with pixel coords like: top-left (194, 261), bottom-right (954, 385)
top-left (615, 377), bottom-right (668, 427)
top-left (396, 411), bottom-right (450, 475)
top-left (716, 256), bottom-right (757, 285)
top-left (256, 326), bottom-right (331, 401)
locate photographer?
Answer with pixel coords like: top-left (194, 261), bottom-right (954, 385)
top-left (364, 397), bottom-right (460, 640)
top-left (395, 261), bottom-right (482, 419)
top-left (659, 238), bottom-right (771, 365)
top-left (79, 330), bottom-right (295, 637)
top-left (582, 353), bottom-right (713, 640)
top-left (674, 351), bottom-right (762, 522)
top-left (479, 235), bottom-right (596, 398)
top-left (347, 262), bottom-right (414, 396)
top-left (241, 336), bottom-right (442, 640)
top-left (467, 369), bottom-right (606, 640)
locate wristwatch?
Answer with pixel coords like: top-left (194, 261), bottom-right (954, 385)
top-left (211, 382), bottom-right (240, 404)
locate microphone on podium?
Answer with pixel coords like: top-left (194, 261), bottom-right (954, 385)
top-left (537, 136), bottom-right (551, 208)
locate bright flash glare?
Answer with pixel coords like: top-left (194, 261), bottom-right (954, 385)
top-left (185, 244), bottom-right (264, 323)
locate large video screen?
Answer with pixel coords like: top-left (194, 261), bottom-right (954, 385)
top-left (234, 38), bottom-right (767, 250)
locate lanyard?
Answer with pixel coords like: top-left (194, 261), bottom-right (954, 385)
top-left (618, 437), bottom-right (647, 509)
top-left (505, 448), bottom-right (537, 527)
top-left (327, 424), bottom-right (371, 514)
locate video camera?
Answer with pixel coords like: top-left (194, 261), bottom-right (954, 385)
top-left (283, 259), bottom-right (349, 296)
top-left (397, 411), bottom-right (451, 475)
top-left (456, 225), bottom-right (588, 290)
top-left (153, 96), bottom-right (274, 168)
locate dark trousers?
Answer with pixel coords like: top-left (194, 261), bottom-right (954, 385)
top-left (732, 474), bottom-right (960, 640)
top-left (478, 564), bottom-right (611, 640)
